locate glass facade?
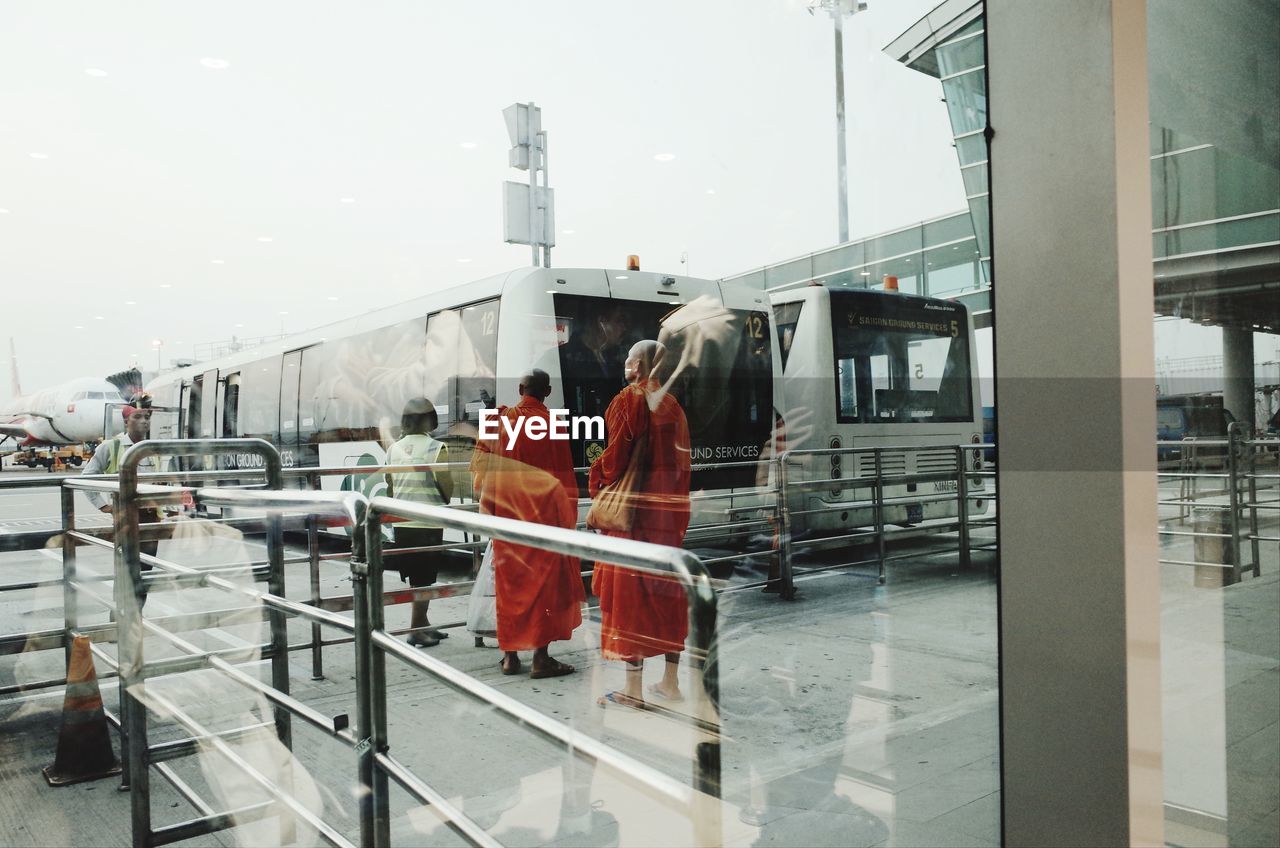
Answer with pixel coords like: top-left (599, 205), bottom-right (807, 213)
top-left (722, 210), bottom-right (988, 312)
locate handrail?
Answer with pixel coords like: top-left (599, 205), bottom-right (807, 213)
top-left (109, 438), bottom-right (288, 848)
top-left (359, 495), bottom-right (722, 848)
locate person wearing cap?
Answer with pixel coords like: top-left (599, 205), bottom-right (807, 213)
top-left (82, 396), bottom-right (162, 604)
top-left (383, 398), bottom-right (454, 648)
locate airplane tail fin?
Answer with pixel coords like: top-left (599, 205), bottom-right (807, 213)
top-left (105, 368), bottom-right (145, 402)
top-left (8, 338), bottom-right (21, 398)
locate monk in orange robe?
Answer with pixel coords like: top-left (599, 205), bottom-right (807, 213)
top-left (472, 369), bottom-right (583, 678)
top-left (589, 341), bottom-right (692, 708)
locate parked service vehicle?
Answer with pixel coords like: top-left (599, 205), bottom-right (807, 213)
top-left (1156, 395), bottom-right (1234, 465)
top-left (770, 284), bottom-right (986, 535)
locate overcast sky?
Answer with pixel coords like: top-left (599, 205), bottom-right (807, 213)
top-left (5, 2), bottom-right (1270, 402)
top-left (1, 0), bottom-right (970, 398)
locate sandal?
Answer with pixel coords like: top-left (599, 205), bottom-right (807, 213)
top-left (529, 659), bottom-right (575, 679)
top-left (407, 632), bottom-right (441, 648)
top-left (500, 657), bottom-right (522, 675)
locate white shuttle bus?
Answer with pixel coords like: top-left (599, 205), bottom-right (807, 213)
top-left (147, 266), bottom-right (777, 540)
top-left (770, 284), bottom-right (985, 536)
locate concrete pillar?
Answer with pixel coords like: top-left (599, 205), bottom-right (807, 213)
top-left (988, 1), bottom-right (1164, 845)
top-left (1222, 327), bottom-right (1255, 432)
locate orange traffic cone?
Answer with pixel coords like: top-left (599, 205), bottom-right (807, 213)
top-left (43, 634), bottom-right (122, 786)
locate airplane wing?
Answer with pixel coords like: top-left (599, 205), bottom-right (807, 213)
top-left (0, 419), bottom-right (32, 439)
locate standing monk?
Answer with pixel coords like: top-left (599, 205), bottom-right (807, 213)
top-left (590, 341), bottom-right (692, 709)
top-left (472, 368), bottom-right (583, 678)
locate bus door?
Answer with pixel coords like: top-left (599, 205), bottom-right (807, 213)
top-left (279, 349), bottom-right (304, 473)
top-left (199, 369), bottom-right (218, 438)
top-left (219, 373), bottom-right (241, 439)
top-left (184, 379), bottom-right (202, 439)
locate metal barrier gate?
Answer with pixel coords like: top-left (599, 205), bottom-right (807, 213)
top-left (5, 440), bottom-right (995, 703)
top-left (1157, 426), bottom-right (1279, 582)
top-left (775, 442), bottom-right (996, 597)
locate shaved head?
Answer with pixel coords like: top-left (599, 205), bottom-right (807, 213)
top-left (519, 368), bottom-right (551, 400)
top-left (625, 340), bottom-right (666, 383)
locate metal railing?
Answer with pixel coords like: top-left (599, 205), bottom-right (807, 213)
top-left (358, 496), bottom-right (722, 848)
top-left (774, 442), bottom-right (995, 598)
top-left (1, 442), bottom-right (991, 698)
top-left (1157, 426), bottom-right (1279, 582)
top-left (40, 438), bottom-right (722, 847)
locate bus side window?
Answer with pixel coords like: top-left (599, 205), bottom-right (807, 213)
top-left (185, 379), bottom-right (203, 439)
top-left (457, 299), bottom-right (500, 424)
top-left (425, 310), bottom-right (461, 432)
top-left (772, 301), bottom-right (803, 369)
top-left (221, 374), bottom-right (241, 438)
top-left (237, 356), bottom-right (281, 442)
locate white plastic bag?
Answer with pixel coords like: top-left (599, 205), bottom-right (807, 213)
top-left (466, 541), bottom-right (497, 638)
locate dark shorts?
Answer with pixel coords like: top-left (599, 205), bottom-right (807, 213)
top-left (394, 527), bottom-right (444, 588)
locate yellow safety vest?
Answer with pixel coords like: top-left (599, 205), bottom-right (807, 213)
top-left (385, 435), bottom-right (448, 528)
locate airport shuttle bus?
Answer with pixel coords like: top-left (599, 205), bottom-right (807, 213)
top-left (147, 266), bottom-right (777, 538)
top-left (770, 284), bottom-right (984, 535)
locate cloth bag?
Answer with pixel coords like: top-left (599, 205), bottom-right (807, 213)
top-left (586, 406), bottom-right (649, 533)
top-left (466, 541), bottom-right (497, 638)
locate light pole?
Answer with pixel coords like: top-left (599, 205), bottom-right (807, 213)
top-left (151, 338), bottom-right (163, 372)
top-left (810, 0), bottom-right (867, 244)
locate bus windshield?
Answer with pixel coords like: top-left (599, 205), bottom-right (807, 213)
top-left (554, 293), bottom-right (773, 488)
top-left (830, 290), bottom-right (973, 424)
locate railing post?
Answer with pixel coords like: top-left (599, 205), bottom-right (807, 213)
top-left (351, 544), bottom-right (376, 848)
top-left (956, 445), bottom-right (971, 570)
top-left (308, 470), bottom-right (324, 680)
top-left (114, 470), bottom-right (151, 846)
top-left (1245, 438), bottom-right (1262, 578)
top-left (873, 449), bottom-right (886, 584)
top-left (60, 484), bottom-right (78, 668)
top-left (776, 451), bottom-right (795, 600)
top-left (686, 565), bottom-right (722, 848)
top-left (364, 510), bottom-right (391, 848)
top-left (1226, 424), bottom-right (1243, 583)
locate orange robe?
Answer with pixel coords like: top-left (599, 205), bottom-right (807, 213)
top-left (589, 383), bottom-right (692, 660)
top-left (472, 396), bottom-right (584, 652)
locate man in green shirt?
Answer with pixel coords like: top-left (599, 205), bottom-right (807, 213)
top-left (385, 398), bottom-right (453, 647)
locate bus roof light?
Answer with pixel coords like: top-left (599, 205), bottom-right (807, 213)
top-left (627, 255), bottom-right (640, 271)
top-left (883, 275), bottom-right (899, 292)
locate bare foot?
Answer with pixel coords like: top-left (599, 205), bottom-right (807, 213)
top-left (647, 683), bottom-right (684, 703)
top-left (597, 691), bottom-right (646, 710)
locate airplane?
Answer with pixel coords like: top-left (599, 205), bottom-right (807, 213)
top-left (0, 339), bottom-right (127, 448)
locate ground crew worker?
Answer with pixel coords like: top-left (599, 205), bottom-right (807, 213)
top-left (82, 396), bottom-right (161, 605)
top-left (385, 398), bottom-right (454, 647)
